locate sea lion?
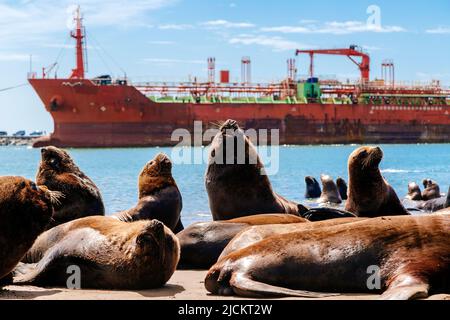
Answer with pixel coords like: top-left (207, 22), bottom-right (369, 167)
top-left (0, 176), bottom-right (57, 281)
top-left (205, 215), bottom-right (449, 300)
top-left (304, 176), bottom-right (321, 199)
top-left (36, 146), bottom-right (105, 228)
top-left (345, 146), bottom-right (409, 217)
top-left (177, 214), bottom-right (307, 270)
top-left (17, 216), bottom-right (179, 290)
top-left (406, 182), bottom-right (422, 201)
top-left (336, 177), bottom-right (348, 200)
top-left (205, 119), bottom-right (306, 220)
top-left (113, 153), bottom-right (184, 233)
top-left (318, 175), bottom-right (342, 204)
top-left (422, 179), bottom-right (441, 201)
top-left (219, 217), bottom-right (365, 260)
top-left (418, 186), bottom-right (450, 212)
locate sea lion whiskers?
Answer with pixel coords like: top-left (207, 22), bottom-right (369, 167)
top-left (210, 121), bottom-right (224, 129)
top-left (48, 190), bottom-right (65, 206)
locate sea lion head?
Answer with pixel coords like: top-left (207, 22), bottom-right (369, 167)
top-left (37, 146), bottom-right (80, 177)
top-left (408, 182), bottom-right (422, 200)
top-left (423, 179), bottom-right (432, 189)
top-left (134, 220), bottom-right (180, 286)
top-left (336, 177), bottom-right (348, 200)
top-left (0, 176), bottom-right (59, 235)
top-left (319, 174), bottom-right (342, 204)
top-left (349, 146), bottom-right (384, 173)
top-left (320, 175), bottom-right (335, 192)
top-left (138, 153), bottom-right (175, 198)
top-left (208, 119), bottom-right (262, 171)
top-left (305, 176), bottom-right (321, 198)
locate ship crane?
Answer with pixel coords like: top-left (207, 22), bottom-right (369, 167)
top-left (296, 45), bottom-right (370, 83)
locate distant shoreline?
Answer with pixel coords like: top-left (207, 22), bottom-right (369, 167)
top-left (0, 137), bottom-right (36, 147)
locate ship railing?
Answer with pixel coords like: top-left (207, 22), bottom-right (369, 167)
top-left (133, 81), bottom-right (286, 96)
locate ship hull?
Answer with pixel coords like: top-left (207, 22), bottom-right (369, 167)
top-left (29, 79), bottom-right (450, 148)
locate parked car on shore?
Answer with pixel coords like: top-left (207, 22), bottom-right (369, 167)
top-left (0, 131), bottom-right (7, 136)
top-left (12, 130), bottom-right (26, 137)
top-left (29, 131), bottom-right (45, 137)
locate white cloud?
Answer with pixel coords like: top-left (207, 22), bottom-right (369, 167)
top-left (148, 40), bottom-right (175, 45)
top-left (229, 35), bottom-right (310, 52)
top-left (261, 20), bottom-right (406, 35)
top-left (0, 53), bottom-right (32, 62)
top-left (361, 45), bottom-right (382, 51)
top-left (0, 0), bottom-right (177, 46)
top-left (158, 24), bottom-right (194, 30)
top-left (202, 20), bottom-right (255, 29)
top-left (144, 58), bottom-right (204, 65)
top-left (426, 27), bottom-right (450, 34)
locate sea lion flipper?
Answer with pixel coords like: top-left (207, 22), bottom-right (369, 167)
top-left (380, 275), bottom-right (429, 300)
top-left (302, 208), bottom-right (356, 222)
top-left (230, 273), bottom-right (338, 298)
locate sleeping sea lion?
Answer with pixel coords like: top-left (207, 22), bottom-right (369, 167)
top-left (205, 215), bottom-right (449, 300)
top-left (17, 216), bottom-right (179, 290)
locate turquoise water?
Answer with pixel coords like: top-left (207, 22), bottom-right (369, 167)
top-left (0, 145), bottom-right (449, 226)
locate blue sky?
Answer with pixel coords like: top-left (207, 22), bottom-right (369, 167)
top-left (1, 0), bottom-right (449, 133)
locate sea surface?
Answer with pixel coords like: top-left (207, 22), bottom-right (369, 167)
top-left (1, 144), bottom-right (449, 226)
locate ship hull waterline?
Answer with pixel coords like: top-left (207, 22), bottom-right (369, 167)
top-left (29, 79), bottom-right (450, 148)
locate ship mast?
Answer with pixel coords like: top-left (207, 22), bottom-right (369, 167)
top-left (69, 6), bottom-right (85, 79)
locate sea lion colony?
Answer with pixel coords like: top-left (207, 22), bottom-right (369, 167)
top-left (0, 119), bottom-right (448, 300)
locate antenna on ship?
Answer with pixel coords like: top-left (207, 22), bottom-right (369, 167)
top-left (241, 57), bottom-right (251, 85)
top-left (69, 6), bottom-right (86, 79)
top-left (207, 57), bottom-right (216, 83)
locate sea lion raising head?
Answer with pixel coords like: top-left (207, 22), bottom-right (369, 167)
top-left (113, 153), bottom-right (183, 233)
top-left (345, 146), bottom-right (408, 217)
top-left (318, 175), bottom-right (342, 204)
top-left (16, 216), bottom-right (180, 290)
top-left (205, 119), bottom-right (305, 221)
top-left (0, 176), bottom-right (57, 280)
top-left (304, 176), bottom-right (321, 199)
top-left (36, 146), bottom-right (105, 227)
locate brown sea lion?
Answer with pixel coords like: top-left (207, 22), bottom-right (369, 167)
top-left (418, 186), bottom-right (450, 212)
top-left (318, 175), bottom-right (342, 204)
top-left (422, 179), bottom-right (441, 201)
top-left (205, 119), bottom-right (307, 220)
top-left (177, 214), bottom-right (307, 270)
top-left (336, 177), bottom-right (348, 200)
top-left (17, 216), bottom-right (179, 290)
top-left (345, 146), bottom-right (409, 217)
top-left (0, 176), bottom-right (57, 281)
top-left (304, 176), bottom-right (321, 199)
top-left (36, 146), bottom-right (105, 228)
top-left (113, 153), bottom-right (183, 233)
top-left (406, 182), bottom-right (422, 201)
top-left (205, 215), bottom-right (449, 300)
top-left (219, 217), bottom-right (366, 260)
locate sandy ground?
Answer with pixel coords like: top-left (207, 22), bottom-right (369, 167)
top-left (1, 270), bottom-right (449, 300)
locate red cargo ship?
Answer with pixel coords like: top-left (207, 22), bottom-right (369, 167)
top-left (29, 8), bottom-right (450, 148)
